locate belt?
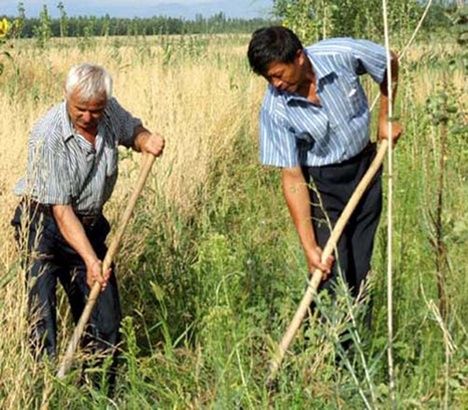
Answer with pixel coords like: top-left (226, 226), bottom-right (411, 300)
top-left (305, 142), bottom-right (376, 171)
top-left (26, 199), bottom-right (52, 215)
top-left (76, 213), bottom-right (101, 227)
top-left (360, 141), bottom-right (376, 156)
top-left (326, 142), bottom-right (375, 167)
top-left (25, 199), bottom-right (101, 227)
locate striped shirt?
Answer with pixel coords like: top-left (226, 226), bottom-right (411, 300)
top-left (14, 97), bottom-right (142, 214)
top-left (259, 38), bottom-right (388, 168)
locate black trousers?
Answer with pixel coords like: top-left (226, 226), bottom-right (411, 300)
top-left (303, 143), bottom-right (382, 297)
top-left (11, 202), bottom-right (122, 360)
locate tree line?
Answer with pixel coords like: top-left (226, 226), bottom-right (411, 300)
top-left (2, 2), bottom-right (275, 39)
top-left (1, 0), bottom-right (464, 42)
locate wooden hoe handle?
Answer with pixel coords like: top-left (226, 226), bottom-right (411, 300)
top-left (267, 140), bottom-right (389, 385)
top-left (57, 154), bottom-right (156, 379)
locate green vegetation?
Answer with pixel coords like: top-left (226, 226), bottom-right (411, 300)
top-left (273, 0), bottom-right (466, 44)
top-left (1, 2), bottom-right (275, 39)
top-left (0, 2), bottom-right (466, 408)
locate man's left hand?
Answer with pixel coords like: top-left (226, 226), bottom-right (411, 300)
top-left (139, 133), bottom-right (165, 156)
top-left (378, 120), bottom-right (403, 146)
top-left (134, 126), bottom-right (165, 156)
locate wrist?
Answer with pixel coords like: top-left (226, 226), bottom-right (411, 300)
top-left (85, 257), bottom-right (100, 269)
top-left (137, 131), bottom-right (152, 151)
top-left (304, 243), bottom-right (320, 256)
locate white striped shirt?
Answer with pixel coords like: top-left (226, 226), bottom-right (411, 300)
top-left (14, 97), bottom-right (142, 214)
top-left (259, 38), bottom-right (388, 167)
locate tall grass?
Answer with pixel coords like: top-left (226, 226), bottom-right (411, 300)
top-left (0, 34), bottom-right (466, 408)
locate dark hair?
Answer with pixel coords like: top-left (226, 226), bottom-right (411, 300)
top-left (247, 26), bottom-right (304, 77)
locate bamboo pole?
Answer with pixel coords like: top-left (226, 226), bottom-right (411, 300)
top-left (57, 153), bottom-right (156, 379)
top-left (267, 140), bottom-right (389, 385)
top-left (381, 0), bottom-right (396, 406)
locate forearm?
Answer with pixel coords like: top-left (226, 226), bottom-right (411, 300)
top-left (132, 125), bottom-right (165, 155)
top-left (281, 167), bottom-right (317, 253)
top-left (378, 50), bottom-right (399, 121)
top-left (132, 125), bottom-right (152, 152)
top-left (52, 205), bottom-right (99, 268)
top-left (377, 50), bottom-right (403, 143)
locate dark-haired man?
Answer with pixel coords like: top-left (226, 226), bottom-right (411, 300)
top-left (247, 26), bottom-right (402, 298)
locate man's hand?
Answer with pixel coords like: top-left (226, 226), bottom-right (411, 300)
top-left (139, 133), bottom-right (165, 156)
top-left (378, 119), bottom-right (403, 147)
top-left (281, 168), bottom-right (334, 281)
top-left (306, 246), bottom-right (334, 279)
top-left (85, 259), bottom-right (111, 291)
top-left (133, 126), bottom-right (165, 157)
top-left (53, 205), bottom-right (110, 292)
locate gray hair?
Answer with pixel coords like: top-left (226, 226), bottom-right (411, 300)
top-left (65, 63), bottom-right (113, 101)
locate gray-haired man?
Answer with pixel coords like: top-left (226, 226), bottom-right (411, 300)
top-left (11, 64), bottom-right (164, 369)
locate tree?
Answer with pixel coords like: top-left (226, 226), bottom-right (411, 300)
top-left (15, 1), bottom-right (25, 38)
top-left (33, 5), bottom-right (52, 47)
top-left (273, 0), bottom-right (421, 44)
top-left (57, 1), bottom-right (68, 38)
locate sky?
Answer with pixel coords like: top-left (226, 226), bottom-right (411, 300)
top-left (0, 0), bottom-right (274, 19)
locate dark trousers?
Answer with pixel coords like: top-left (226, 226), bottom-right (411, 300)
top-left (11, 202), bottom-right (122, 362)
top-left (303, 143), bottom-right (382, 298)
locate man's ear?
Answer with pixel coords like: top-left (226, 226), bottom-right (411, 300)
top-left (295, 49), bottom-right (305, 66)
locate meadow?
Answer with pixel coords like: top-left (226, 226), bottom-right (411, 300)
top-left (0, 32), bottom-right (466, 408)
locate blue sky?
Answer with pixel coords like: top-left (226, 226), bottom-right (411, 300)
top-left (0, 0), bottom-right (274, 19)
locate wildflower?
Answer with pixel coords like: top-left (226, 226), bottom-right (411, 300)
top-left (0, 18), bottom-right (11, 38)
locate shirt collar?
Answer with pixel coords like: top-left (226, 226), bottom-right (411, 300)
top-left (304, 48), bottom-right (335, 81)
top-left (281, 48), bottom-right (335, 104)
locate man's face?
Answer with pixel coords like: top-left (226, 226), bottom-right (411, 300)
top-left (67, 89), bottom-right (107, 133)
top-left (264, 51), bottom-right (306, 94)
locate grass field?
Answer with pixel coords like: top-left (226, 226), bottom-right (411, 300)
top-left (0, 33), bottom-right (466, 408)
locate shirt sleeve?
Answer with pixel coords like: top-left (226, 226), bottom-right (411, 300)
top-left (107, 97), bottom-right (143, 148)
top-left (27, 131), bottom-right (72, 205)
top-left (260, 107), bottom-right (299, 168)
top-left (349, 39), bottom-right (388, 84)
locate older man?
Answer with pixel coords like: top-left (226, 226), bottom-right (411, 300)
top-left (12, 63), bottom-right (164, 363)
top-left (248, 27), bottom-right (402, 298)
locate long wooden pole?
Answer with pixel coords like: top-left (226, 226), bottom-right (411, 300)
top-left (57, 153), bottom-right (156, 379)
top-left (267, 140), bottom-right (389, 385)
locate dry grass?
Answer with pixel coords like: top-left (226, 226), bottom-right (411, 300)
top-left (0, 34), bottom-right (465, 408)
top-left (0, 35), bottom-right (262, 247)
top-left (0, 35), bottom-right (264, 406)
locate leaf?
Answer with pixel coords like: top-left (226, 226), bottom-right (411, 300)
top-left (1, 50), bottom-right (13, 61)
top-left (451, 125), bottom-right (468, 135)
top-left (449, 378), bottom-right (462, 389)
top-left (150, 280), bottom-right (165, 301)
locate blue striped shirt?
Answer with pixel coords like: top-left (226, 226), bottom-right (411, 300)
top-left (14, 98), bottom-right (142, 214)
top-left (259, 38), bottom-right (388, 167)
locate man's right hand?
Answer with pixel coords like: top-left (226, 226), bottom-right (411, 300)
top-left (306, 246), bottom-right (334, 279)
top-left (52, 205), bottom-right (111, 292)
top-left (85, 259), bottom-right (111, 291)
top-left (281, 168), bottom-right (334, 282)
